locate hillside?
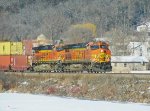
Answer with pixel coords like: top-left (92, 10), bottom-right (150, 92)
top-left (0, 0), bottom-right (150, 41)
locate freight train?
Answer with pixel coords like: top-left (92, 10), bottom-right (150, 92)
top-left (0, 40), bottom-right (112, 73)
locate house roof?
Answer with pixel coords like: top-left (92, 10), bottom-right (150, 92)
top-left (111, 56), bottom-right (149, 63)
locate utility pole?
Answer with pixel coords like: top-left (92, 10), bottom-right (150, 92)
top-left (131, 42), bottom-right (142, 56)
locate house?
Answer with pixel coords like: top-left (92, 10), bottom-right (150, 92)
top-left (111, 56), bottom-right (149, 73)
top-left (137, 22), bottom-right (150, 32)
top-left (127, 42), bottom-right (150, 60)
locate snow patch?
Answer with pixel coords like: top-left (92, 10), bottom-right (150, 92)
top-left (21, 81), bottom-right (29, 85)
top-left (0, 93), bottom-right (149, 111)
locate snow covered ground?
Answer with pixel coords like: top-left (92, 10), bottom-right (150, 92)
top-left (0, 93), bottom-right (149, 111)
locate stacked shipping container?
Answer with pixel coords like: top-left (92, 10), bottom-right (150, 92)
top-left (0, 41), bottom-right (33, 71)
top-left (0, 42), bottom-right (11, 55)
top-left (11, 55), bottom-right (29, 71)
top-left (0, 42), bottom-right (23, 55)
top-left (11, 42), bottom-right (23, 55)
top-left (0, 56), bottom-right (11, 70)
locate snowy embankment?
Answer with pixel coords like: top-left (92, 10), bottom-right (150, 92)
top-left (0, 93), bottom-right (149, 111)
top-left (130, 71), bottom-right (150, 73)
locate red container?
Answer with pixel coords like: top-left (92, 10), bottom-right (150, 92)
top-left (0, 56), bottom-right (11, 70)
top-left (23, 40), bottom-right (33, 55)
top-left (11, 55), bottom-right (29, 71)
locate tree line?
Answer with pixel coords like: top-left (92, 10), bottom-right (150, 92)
top-left (0, 0), bottom-right (150, 42)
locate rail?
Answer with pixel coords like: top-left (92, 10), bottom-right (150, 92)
top-left (2, 71), bottom-right (150, 76)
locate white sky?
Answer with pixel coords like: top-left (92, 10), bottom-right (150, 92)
top-left (0, 93), bottom-right (149, 111)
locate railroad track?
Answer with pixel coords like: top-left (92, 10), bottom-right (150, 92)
top-left (2, 71), bottom-right (150, 77)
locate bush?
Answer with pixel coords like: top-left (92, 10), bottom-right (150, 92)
top-left (0, 72), bottom-right (17, 91)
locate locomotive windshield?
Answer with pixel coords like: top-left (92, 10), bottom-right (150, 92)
top-left (90, 45), bottom-right (108, 50)
top-left (100, 45), bottom-right (108, 49)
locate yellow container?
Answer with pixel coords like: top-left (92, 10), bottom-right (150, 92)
top-left (10, 42), bottom-right (23, 55)
top-left (0, 42), bottom-right (11, 55)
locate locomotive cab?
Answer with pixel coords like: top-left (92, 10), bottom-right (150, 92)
top-left (87, 41), bottom-right (112, 72)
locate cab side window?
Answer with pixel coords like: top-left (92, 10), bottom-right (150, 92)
top-left (90, 45), bottom-right (99, 50)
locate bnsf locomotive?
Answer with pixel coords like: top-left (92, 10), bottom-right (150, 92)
top-left (0, 40), bottom-right (112, 73)
top-left (32, 41), bottom-right (112, 73)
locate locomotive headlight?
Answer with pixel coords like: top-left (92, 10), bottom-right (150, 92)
top-left (100, 50), bottom-right (104, 52)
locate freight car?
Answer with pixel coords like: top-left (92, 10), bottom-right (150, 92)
top-left (32, 41), bottom-right (112, 73)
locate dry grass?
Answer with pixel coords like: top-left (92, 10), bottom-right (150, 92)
top-left (0, 72), bottom-right (18, 91)
top-left (1, 72), bottom-right (150, 103)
